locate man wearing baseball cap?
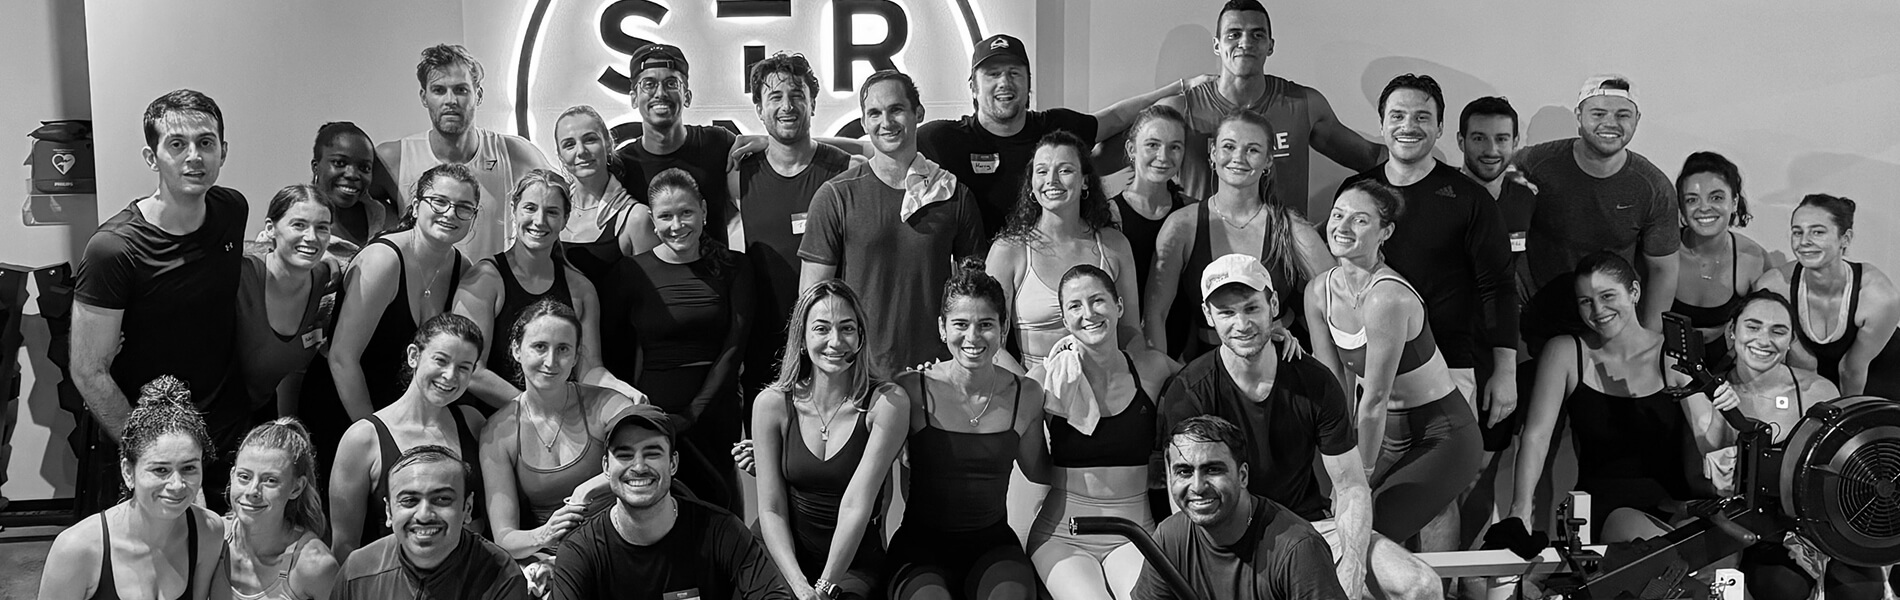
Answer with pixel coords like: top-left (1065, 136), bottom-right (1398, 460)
top-left (1513, 74), bottom-right (1679, 353)
top-left (550, 404), bottom-right (792, 600)
top-left (917, 33), bottom-right (1211, 238)
top-left (613, 42), bottom-right (740, 244)
top-left (1154, 254), bottom-right (1440, 599)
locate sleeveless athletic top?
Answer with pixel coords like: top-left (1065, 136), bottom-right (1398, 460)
top-left (1047, 353), bottom-right (1155, 469)
top-left (94, 509), bottom-right (199, 600)
top-left (1015, 233), bottom-right (1110, 368)
top-left (396, 128), bottom-right (520, 258)
top-left (356, 238), bottom-right (464, 402)
top-left (1565, 337), bottom-right (1693, 521)
top-left (362, 410), bottom-right (483, 542)
top-left (514, 390), bottom-right (607, 527)
top-left (234, 255), bottom-right (336, 411)
top-left (1323, 269), bottom-right (1438, 376)
top-left (1111, 189), bottom-right (1188, 293)
top-left (483, 252), bottom-right (574, 379)
top-left (1671, 231), bottom-right (1745, 368)
top-left (1171, 201), bottom-right (1300, 356)
top-left (228, 532), bottom-right (310, 600)
top-left (1791, 262), bottom-right (1864, 384)
top-left (782, 390), bottom-right (881, 555)
top-left (562, 177), bottom-right (635, 285)
top-left (904, 376), bottom-right (1023, 533)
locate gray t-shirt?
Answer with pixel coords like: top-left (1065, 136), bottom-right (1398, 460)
top-left (797, 162), bottom-right (984, 373)
top-left (1513, 138), bottom-right (1678, 290)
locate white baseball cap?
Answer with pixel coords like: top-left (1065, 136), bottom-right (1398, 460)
top-left (1200, 253), bottom-right (1275, 301)
top-left (1577, 74), bottom-right (1639, 109)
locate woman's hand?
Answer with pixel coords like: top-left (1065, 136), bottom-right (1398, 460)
top-left (1709, 382), bottom-right (1742, 413)
top-left (534, 501), bottom-right (588, 548)
top-left (732, 439), bottom-right (756, 476)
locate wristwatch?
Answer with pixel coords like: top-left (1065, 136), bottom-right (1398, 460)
top-left (813, 579), bottom-right (840, 599)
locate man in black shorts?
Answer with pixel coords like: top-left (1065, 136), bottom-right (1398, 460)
top-left (334, 445), bottom-right (527, 599)
top-left (1134, 415), bottom-right (1346, 600)
top-left (1155, 254), bottom-right (1440, 600)
top-left (71, 89), bottom-right (248, 516)
top-left (614, 43), bottom-right (738, 244)
top-left (917, 33), bottom-right (1204, 237)
top-left (551, 404), bottom-right (790, 600)
top-left (1514, 75), bottom-right (1679, 348)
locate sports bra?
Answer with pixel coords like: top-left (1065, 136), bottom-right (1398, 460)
top-left (1792, 262), bottom-right (1864, 384)
top-left (1323, 269), bottom-right (1437, 376)
top-left (229, 532), bottom-right (309, 600)
top-left (903, 374), bottom-right (1022, 533)
top-left (1047, 352), bottom-right (1155, 469)
top-left (484, 251), bottom-right (574, 379)
top-left (514, 387), bottom-right (606, 528)
top-left (1670, 231), bottom-right (1745, 368)
top-left (363, 410), bottom-right (484, 542)
top-left (782, 389), bottom-right (881, 553)
top-left (1016, 233), bottom-right (1109, 368)
top-left (94, 508), bottom-right (199, 600)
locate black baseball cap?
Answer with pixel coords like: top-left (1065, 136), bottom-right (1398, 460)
top-left (971, 34), bottom-right (1030, 70)
top-left (629, 43), bottom-right (690, 78)
top-left (605, 403), bottom-right (676, 446)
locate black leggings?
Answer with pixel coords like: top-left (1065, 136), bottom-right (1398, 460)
top-left (887, 521), bottom-right (1035, 600)
top-left (639, 365), bottom-right (743, 514)
top-left (1371, 390), bottom-right (1483, 541)
top-left (1739, 540), bottom-right (1887, 600)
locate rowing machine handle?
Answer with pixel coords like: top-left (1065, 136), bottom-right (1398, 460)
top-left (1073, 516), bottom-right (1202, 600)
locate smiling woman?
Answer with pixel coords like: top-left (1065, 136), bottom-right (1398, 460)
top-left (233, 185), bottom-right (341, 424)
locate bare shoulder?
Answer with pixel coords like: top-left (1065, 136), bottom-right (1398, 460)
top-left (1796, 367), bottom-right (1842, 401)
top-left (1858, 262), bottom-right (1899, 298)
top-left (1754, 262), bottom-right (1794, 293)
top-left (292, 535), bottom-right (341, 588)
top-left (192, 505), bottom-right (227, 553)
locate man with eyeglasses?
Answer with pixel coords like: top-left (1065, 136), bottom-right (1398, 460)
top-left (614, 43), bottom-right (740, 244)
top-left (379, 43), bottom-right (552, 258)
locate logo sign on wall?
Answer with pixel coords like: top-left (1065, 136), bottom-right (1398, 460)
top-left (513, 0), bottom-right (998, 143)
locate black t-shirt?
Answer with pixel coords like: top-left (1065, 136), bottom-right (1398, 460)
top-left (75, 187), bottom-right (246, 425)
top-left (1339, 161), bottom-right (1517, 369)
top-left (737, 144), bottom-right (854, 329)
top-left (917, 109), bottom-right (1100, 236)
top-left (1156, 353), bottom-right (1356, 521)
top-left (1132, 495), bottom-right (1346, 600)
top-left (550, 498), bottom-right (792, 600)
top-left (1494, 176), bottom-right (1538, 314)
top-left (614, 125), bottom-right (739, 244)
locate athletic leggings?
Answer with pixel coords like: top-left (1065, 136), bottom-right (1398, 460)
top-left (1370, 390), bottom-right (1483, 541)
top-left (888, 521), bottom-right (1036, 600)
top-left (1027, 487), bottom-right (1152, 600)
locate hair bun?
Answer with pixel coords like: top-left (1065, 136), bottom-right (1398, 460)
top-left (956, 256), bottom-right (988, 273)
top-left (137, 375), bottom-right (193, 408)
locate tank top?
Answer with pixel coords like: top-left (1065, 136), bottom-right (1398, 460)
top-left (484, 252), bottom-right (574, 378)
top-left (396, 128), bottom-right (519, 258)
top-left (1670, 231), bottom-right (1744, 368)
top-left (357, 238), bottom-right (464, 402)
top-left (1110, 189), bottom-right (1188, 294)
top-left (562, 177), bottom-right (634, 285)
top-left (1047, 353), bottom-right (1155, 469)
top-left (1015, 233), bottom-right (1109, 368)
top-left (93, 508), bottom-right (199, 600)
top-left (782, 390), bottom-right (881, 555)
top-left (1177, 77), bottom-right (1319, 214)
top-left (234, 255), bottom-right (335, 412)
top-left (1565, 337), bottom-right (1692, 520)
top-left (1323, 269), bottom-right (1438, 376)
top-left (1172, 201), bottom-right (1299, 355)
top-left (228, 531), bottom-right (309, 600)
top-left (1791, 262), bottom-right (1864, 384)
top-left (904, 375), bottom-right (1022, 533)
top-left (362, 409), bottom-right (483, 542)
top-left (514, 388), bottom-right (607, 527)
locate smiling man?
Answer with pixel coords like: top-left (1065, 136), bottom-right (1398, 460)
top-left (334, 445), bottom-right (527, 600)
top-left (614, 43), bottom-right (739, 244)
top-left (550, 404), bottom-right (791, 600)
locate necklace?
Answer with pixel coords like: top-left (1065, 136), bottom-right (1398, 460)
top-left (958, 372), bottom-right (1010, 427)
top-left (418, 255), bottom-right (450, 301)
top-left (806, 391), bottom-right (856, 443)
top-left (524, 384), bottom-right (574, 454)
top-left (1214, 204), bottom-right (1265, 229)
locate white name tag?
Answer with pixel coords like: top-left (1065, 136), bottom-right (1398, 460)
top-left (302, 329), bottom-right (325, 349)
top-left (1509, 231), bottom-right (1528, 253)
top-left (971, 153), bottom-right (999, 174)
top-left (791, 212), bottom-right (807, 235)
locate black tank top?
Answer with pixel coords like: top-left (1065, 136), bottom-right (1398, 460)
top-left (362, 409), bottom-right (483, 542)
top-left (1791, 262), bottom-right (1864, 384)
top-left (484, 252), bottom-right (574, 378)
top-left (1175, 201), bottom-right (1300, 356)
top-left (904, 375), bottom-right (1022, 533)
top-left (1047, 353), bottom-right (1156, 469)
top-left (359, 238), bottom-right (464, 401)
top-left (1670, 231), bottom-right (1744, 369)
top-left (1111, 189), bottom-right (1188, 295)
top-left (782, 389), bottom-right (883, 554)
top-left (563, 205), bottom-right (627, 286)
top-left (94, 508), bottom-right (199, 600)
top-left (1565, 337), bottom-right (1693, 523)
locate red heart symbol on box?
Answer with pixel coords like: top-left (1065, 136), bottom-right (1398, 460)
top-left (52, 151), bottom-right (76, 175)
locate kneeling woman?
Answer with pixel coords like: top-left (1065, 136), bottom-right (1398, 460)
top-left (1026, 265), bottom-right (1178, 600)
top-left (1751, 194), bottom-right (1900, 397)
top-left (40, 376), bottom-right (227, 600)
top-left (890, 259), bottom-right (1049, 600)
top-left (754, 280), bottom-right (910, 600)
top-left (225, 418), bottom-right (341, 600)
top-left (328, 314), bottom-right (488, 564)
top-left (1305, 180), bottom-right (1481, 544)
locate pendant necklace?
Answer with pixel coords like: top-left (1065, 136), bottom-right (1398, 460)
top-left (810, 392), bottom-right (856, 443)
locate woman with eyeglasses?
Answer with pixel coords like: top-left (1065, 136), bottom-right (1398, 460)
top-left (301, 164), bottom-right (478, 470)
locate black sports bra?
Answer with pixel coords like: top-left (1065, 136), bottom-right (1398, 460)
top-left (1047, 353), bottom-right (1156, 469)
top-left (94, 508), bottom-right (199, 600)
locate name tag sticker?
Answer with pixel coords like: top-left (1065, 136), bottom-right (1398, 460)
top-left (1509, 231), bottom-right (1527, 253)
top-left (791, 212), bottom-right (808, 236)
top-left (971, 153), bottom-right (999, 174)
top-left (665, 589), bottom-right (701, 600)
top-left (302, 329), bottom-right (325, 349)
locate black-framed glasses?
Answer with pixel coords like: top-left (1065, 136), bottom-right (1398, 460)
top-left (635, 77), bottom-right (685, 94)
top-left (418, 194), bottom-right (479, 220)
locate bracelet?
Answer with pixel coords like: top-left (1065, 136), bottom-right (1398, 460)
top-left (1177, 78), bottom-right (1186, 96)
top-left (813, 579), bottom-right (840, 599)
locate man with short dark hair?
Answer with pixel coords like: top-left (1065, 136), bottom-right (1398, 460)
top-left (334, 445), bottom-right (528, 599)
top-left (798, 70), bottom-right (984, 373)
top-left (1457, 95), bottom-right (1537, 447)
top-left (614, 43), bottom-right (739, 244)
top-left (71, 89), bottom-right (248, 516)
top-left (1134, 415), bottom-right (1346, 600)
top-left (1156, 255), bottom-right (1440, 600)
top-left (380, 43), bottom-right (552, 258)
top-left (550, 405), bottom-right (791, 600)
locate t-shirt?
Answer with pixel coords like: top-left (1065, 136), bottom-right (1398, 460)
top-left (615, 125), bottom-right (739, 244)
top-left (1490, 175), bottom-right (1539, 314)
top-left (1131, 495), bottom-right (1346, 600)
top-left (332, 529), bottom-right (528, 600)
top-left (1339, 161), bottom-right (1517, 368)
top-left (737, 144), bottom-right (854, 329)
top-left (1156, 353), bottom-right (1356, 521)
top-left (75, 187), bottom-right (246, 429)
top-left (917, 109), bottom-right (1100, 236)
top-left (550, 498), bottom-right (793, 600)
top-left (1178, 77), bottom-right (1383, 218)
top-left (1513, 138), bottom-right (1677, 292)
top-left (797, 162), bottom-right (984, 374)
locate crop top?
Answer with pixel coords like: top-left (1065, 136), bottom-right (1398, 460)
top-left (1324, 269), bottom-right (1437, 376)
top-left (1047, 352), bottom-right (1155, 469)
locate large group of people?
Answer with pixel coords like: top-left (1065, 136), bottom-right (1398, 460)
top-left (37, 1), bottom-right (1900, 599)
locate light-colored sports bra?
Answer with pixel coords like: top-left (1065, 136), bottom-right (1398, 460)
top-left (1016, 233), bottom-right (1109, 368)
top-left (1324, 268), bottom-right (1438, 376)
